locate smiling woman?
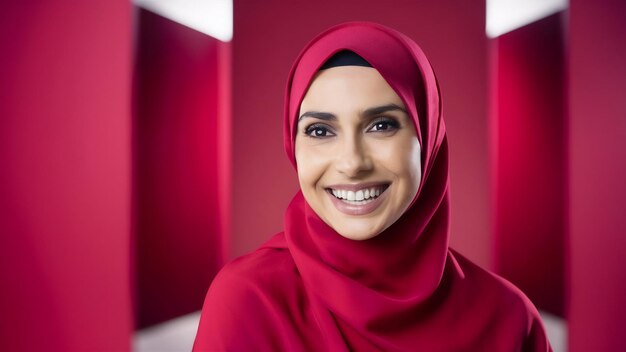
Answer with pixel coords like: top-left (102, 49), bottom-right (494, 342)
top-left (193, 22), bottom-right (552, 351)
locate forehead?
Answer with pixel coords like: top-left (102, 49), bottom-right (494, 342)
top-left (300, 66), bottom-right (404, 110)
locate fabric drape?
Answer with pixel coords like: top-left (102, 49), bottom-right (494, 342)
top-left (194, 21), bottom-right (552, 352)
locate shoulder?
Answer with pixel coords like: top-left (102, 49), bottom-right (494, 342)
top-left (449, 249), bottom-right (551, 351)
top-left (193, 235), bottom-right (300, 351)
top-left (207, 242), bottom-right (298, 304)
top-left (451, 249), bottom-right (539, 315)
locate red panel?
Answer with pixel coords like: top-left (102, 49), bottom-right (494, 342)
top-left (232, 1), bottom-right (491, 269)
top-left (133, 9), bottom-right (227, 327)
top-left (491, 14), bottom-right (566, 316)
top-left (0, 2), bottom-right (132, 351)
top-left (568, 0), bottom-right (626, 350)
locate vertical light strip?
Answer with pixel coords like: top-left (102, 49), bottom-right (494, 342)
top-left (487, 0), bottom-right (568, 38)
top-left (133, 0), bottom-right (233, 42)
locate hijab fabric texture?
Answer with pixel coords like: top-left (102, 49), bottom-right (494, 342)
top-left (194, 22), bottom-right (552, 352)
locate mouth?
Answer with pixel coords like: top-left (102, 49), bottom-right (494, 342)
top-left (326, 183), bottom-right (389, 203)
top-left (324, 182), bottom-right (390, 215)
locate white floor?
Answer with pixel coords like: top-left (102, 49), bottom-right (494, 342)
top-left (134, 312), bottom-right (201, 352)
top-left (540, 310), bottom-right (568, 352)
top-left (134, 310), bottom-right (567, 352)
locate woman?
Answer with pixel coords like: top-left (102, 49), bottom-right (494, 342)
top-left (194, 22), bottom-right (552, 351)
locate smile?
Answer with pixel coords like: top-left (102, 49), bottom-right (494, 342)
top-left (325, 183), bottom-right (390, 215)
top-left (329, 184), bottom-right (387, 202)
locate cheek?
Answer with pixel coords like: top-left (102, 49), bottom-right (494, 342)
top-left (404, 140), bottom-right (422, 182)
top-left (295, 142), bottom-right (328, 190)
top-left (372, 136), bottom-right (421, 181)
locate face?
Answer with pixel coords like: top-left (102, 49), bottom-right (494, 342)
top-left (295, 66), bottom-right (422, 241)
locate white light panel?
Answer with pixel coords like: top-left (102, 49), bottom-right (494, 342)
top-left (487, 0), bottom-right (568, 38)
top-left (134, 0), bottom-right (233, 42)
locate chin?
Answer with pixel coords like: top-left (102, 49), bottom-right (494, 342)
top-left (332, 221), bottom-right (384, 241)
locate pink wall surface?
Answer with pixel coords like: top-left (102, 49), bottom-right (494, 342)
top-left (0, 2), bottom-right (133, 351)
top-left (491, 14), bottom-right (566, 316)
top-left (231, 0), bottom-right (491, 269)
top-left (133, 9), bottom-right (229, 328)
top-left (568, 0), bottom-right (626, 350)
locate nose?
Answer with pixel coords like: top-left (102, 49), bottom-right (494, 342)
top-left (334, 134), bottom-right (373, 177)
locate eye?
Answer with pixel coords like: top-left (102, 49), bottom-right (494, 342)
top-left (367, 117), bottom-right (400, 132)
top-left (304, 123), bottom-right (335, 138)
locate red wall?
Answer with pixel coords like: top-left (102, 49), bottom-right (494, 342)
top-left (133, 9), bottom-right (228, 328)
top-left (491, 14), bottom-right (566, 316)
top-left (231, 0), bottom-right (491, 269)
top-left (568, 0), bottom-right (626, 350)
top-left (0, 2), bottom-right (132, 351)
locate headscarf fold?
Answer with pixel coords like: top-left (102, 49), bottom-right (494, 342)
top-left (276, 21), bottom-right (452, 350)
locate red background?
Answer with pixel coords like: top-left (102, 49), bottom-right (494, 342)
top-left (568, 0), bottom-right (626, 350)
top-left (132, 9), bottom-right (228, 328)
top-left (1, 0), bottom-right (625, 351)
top-left (491, 13), bottom-right (566, 317)
top-left (1, 1), bottom-right (133, 350)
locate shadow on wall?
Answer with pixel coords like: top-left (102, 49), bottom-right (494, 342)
top-left (133, 8), bottom-right (229, 328)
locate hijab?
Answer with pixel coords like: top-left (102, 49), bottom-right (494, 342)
top-left (194, 21), bottom-right (551, 352)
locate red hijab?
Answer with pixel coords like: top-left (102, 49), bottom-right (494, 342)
top-left (194, 22), bottom-right (551, 352)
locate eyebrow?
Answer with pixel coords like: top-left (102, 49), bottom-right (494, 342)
top-left (298, 103), bottom-right (407, 122)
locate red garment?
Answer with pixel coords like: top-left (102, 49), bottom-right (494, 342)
top-left (194, 22), bottom-right (552, 352)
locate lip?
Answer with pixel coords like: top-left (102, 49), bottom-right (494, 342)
top-left (325, 183), bottom-right (389, 216)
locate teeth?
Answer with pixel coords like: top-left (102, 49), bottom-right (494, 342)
top-left (329, 185), bottom-right (386, 202)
